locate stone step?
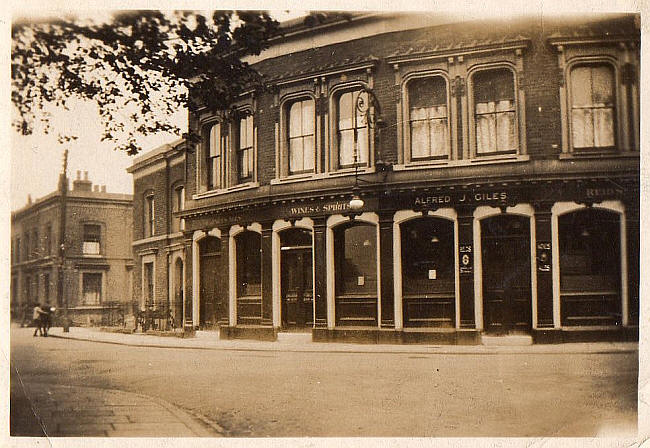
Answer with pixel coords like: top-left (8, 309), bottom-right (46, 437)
top-left (481, 334), bottom-right (533, 346)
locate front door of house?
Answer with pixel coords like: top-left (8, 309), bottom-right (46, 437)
top-left (481, 215), bottom-right (532, 334)
top-left (281, 248), bottom-right (313, 329)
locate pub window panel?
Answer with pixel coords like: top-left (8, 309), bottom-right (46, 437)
top-left (236, 231), bottom-right (261, 297)
top-left (288, 99), bottom-right (315, 175)
top-left (335, 223), bottom-right (377, 295)
top-left (144, 194), bottom-right (155, 238)
top-left (83, 224), bottom-right (101, 255)
top-left (337, 90), bottom-right (369, 168)
top-left (408, 77), bottom-right (450, 160)
top-left (401, 218), bottom-right (455, 295)
top-left (207, 123), bottom-right (226, 190)
top-left (559, 209), bottom-right (621, 326)
top-left (82, 273), bottom-right (102, 306)
top-left (237, 115), bottom-right (254, 184)
top-left (570, 64), bottom-right (616, 150)
top-left (171, 185), bottom-right (185, 233)
top-left (473, 68), bottom-right (517, 155)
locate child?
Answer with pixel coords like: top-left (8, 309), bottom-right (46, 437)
top-left (32, 303), bottom-right (43, 337)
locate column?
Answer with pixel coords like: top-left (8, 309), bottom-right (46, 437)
top-left (312, 217), bottom-right (328, 327)
top-left (624, 199), bottom-right (639, 326)
top-left (217, 226), bottom-right (230, 327)
top-left (457, 205), bottom-right (475, 328)
top-left (260, 221), bottom-right (273, 326)
top-left (378, 211), bottom-right (395, 328)
top-left (534, 201), bottom-right (554, 328)
top-left (182, 233), bottom-right (194, 328)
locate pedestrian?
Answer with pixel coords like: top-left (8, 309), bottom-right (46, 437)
top-left (42, 302), bottom-right (53, 337)
top-left (32, 303), bottom-right (44, 337)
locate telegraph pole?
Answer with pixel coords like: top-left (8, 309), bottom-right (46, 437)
top-left (58, 149), bottom-right (70, 332)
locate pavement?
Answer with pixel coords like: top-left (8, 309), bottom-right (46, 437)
top-left (43, 325), bottom-right (639, 355)
top-left (10, 370), bottom-right (221, 437)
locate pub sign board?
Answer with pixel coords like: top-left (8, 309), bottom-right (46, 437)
top-left (459, 244), bottom-right (473, 275)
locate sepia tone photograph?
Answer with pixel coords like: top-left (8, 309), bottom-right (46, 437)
top-left (6, 1), bottom-right (645, 446)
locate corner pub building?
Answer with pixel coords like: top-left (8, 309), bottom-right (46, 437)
top-left (169, 13), bottom-right (639, 344)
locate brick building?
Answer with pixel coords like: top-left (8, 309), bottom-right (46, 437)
top-left (11, 171), bottom-right (133, 326)
top-left (127, 139), bottom-right (188, 328)
top-left (158, 12), bottom-right (638, 343)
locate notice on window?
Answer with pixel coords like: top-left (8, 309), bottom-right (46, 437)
top-left (357, 276), bottom-right (365, 286)
top-left (428, 269), bottom-right (437, 280)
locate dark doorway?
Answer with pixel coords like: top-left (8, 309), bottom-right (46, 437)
top-left (280, 228), bottom-right (313, 330)
top-left (174, 258), bottom-right (183, 328)
top-left (199, 236), bottom-right (221, 328)
top-left (481, 215), bottom-right (531, 334)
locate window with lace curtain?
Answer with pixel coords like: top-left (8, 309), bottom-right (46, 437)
top-left (408, 76), bottom-right (450, 161)
top-left (287, 98), bottom-right (316, 175)
top-left (569, 64), bottom-right (615, 150)
top-left (237, 115), bottom-right (254, 183)
top-left (472, 68), bottom-right (517, 155)
top-left (207, 122), bottom-right (226, 190)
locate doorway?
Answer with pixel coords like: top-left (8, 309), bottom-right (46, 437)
top-left (280, 228), bottom-right (313, 330)
top-left (199, 236), bottom-right (221, 328)
top-left (481, 215), bottom-right (532, 334)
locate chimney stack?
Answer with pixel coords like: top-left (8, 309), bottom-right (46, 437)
top-left (27, 194), bottom-right (32, 204)
top-left (73, 170), bottom-right (92, 192)
top-left (101, 185), bottom-right (106, 193)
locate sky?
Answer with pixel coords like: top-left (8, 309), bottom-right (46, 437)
top-left (8, 8), bottom-right (306, 211)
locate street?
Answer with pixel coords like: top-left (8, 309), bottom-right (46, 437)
top-left (10, 326), bottom-right (638, 437)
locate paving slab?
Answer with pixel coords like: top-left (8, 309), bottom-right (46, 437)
top-left (10, 380), bottom-right (222, 437)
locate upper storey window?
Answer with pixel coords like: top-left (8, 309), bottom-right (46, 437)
top-left (337, 90), bottom-right (369, 168)
top-left (82, 224), bottom-right (101, 255)
top-left (171, 185), bottom-right (185, 233)
top-left (144, 193), bottom-right (155, 238)
top-left (569, 64), bottom-right (615, 150)
top-left (237, 115), bottom-right (254, 184)
top-left (288, 99), bottom-right (315, 175)
top-left (407, 76), bottom-right (450, 161)
top-left (207, 123), bottom-right (226, 191)
top-left (472, 68), bottom-right (517, 155)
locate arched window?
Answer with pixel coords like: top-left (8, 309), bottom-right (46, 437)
top-left (407, 76), bottom-right (450, 161)
top-left (472, 68), bottom-right (517, 155)
top-left (569, 63), bottom-right (616, 150)
top-left (336, 90), bottom-right (369, 169)
top-left (236, 114), bottom-right (254, 183)
top-left (207, 122), bottom-right (226, 190)
top-left (287, 98), bottom-right (315, 175)
top-left (559, 209), bottom-right (621, 326)
top-left (171, 184), bottom-right (185, 233)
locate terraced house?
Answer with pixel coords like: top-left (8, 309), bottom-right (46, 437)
top-left (141, 12), bottom-right (640, 344)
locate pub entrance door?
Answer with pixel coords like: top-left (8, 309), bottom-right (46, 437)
top-left (280, 228), bottom-right (313, 330)
top-left (481, 215), bottom-right (532, 334)
top-left (199, 236), bottom-right (221, 328)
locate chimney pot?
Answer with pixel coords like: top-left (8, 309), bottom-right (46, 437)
top-left (101, 185), bottom-right (106, 192)
top-left (76, 170), bottom-right (81, 180)
top-left (84, 171), bottom-right (88, 180)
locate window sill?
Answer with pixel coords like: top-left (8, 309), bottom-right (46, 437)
top-left (270, 173), bottom-right (320, 185)
top-left (327, 166), bottom-right (377, 178)
top-left (559, 151), bottom-right (639, 160)
top-left (81, 254), bottom-right (103, 258)
top-left (193, 182), bottom-right (260, 200)
top-left (393, 154), bottom-right (529, 171)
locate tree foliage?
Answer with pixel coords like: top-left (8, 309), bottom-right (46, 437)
top-left (12, 10), bottom-right (280, 154)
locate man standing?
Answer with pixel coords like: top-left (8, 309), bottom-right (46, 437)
top-left (32, 303), bottom-right (43, 337)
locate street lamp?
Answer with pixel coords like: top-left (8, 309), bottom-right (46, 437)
top-left (347, 86), bottom-right (391, 213)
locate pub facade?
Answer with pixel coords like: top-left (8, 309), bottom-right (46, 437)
top-left (175, 12), bottom-right (639, 343)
